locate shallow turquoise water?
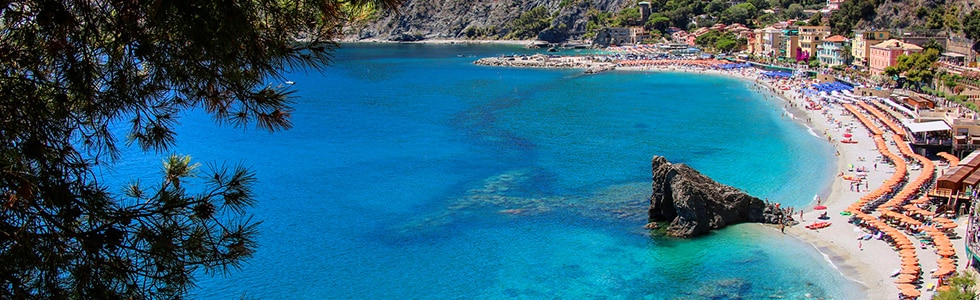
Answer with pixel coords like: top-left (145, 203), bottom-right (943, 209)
top-left (102, 44), bottom-right (860, 299)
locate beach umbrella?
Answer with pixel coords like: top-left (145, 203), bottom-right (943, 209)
top-left (937, 249), bottom-right (957, 257)
top-left (896, 273), bottom-right (918, 281)
top-left (900, 286), bottom-right (921, 298)
top-left (933, 268), bottom-right (955, 277)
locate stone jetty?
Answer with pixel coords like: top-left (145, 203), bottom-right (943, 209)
top-left (474, 54), bottom-right (615, 74)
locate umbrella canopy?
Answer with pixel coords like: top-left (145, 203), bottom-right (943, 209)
top-left (814, 205), bottom-right (827, 210)
top-left (938, 258), bottom-right (957, 265)
top-left (895, 277), bottom-right (916, 284)
top-left (895, 274), bottom-right (918, 283)
top-left (900, 287), bottom-right (921, 298)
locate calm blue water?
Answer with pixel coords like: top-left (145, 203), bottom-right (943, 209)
top-left (101, 44), bottom-right (862, 299)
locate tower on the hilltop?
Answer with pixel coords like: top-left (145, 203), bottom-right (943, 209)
top-left (639, 2), bottom-right (651, 24)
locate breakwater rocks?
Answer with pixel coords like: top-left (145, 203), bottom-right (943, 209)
top-left (648, 156), bottom-right (793, 237)
top-left (474, 55), bottom-right (615, 74)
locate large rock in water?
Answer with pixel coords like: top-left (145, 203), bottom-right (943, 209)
top-left (649, 156), bottom-right (778, 237)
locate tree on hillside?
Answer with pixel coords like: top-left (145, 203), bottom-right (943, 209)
top-left (888, 48), bottom-right (941, 91)
top-left (784, 4), bottom-right (805, 19)
top-left (646, 13), bottom-right (673, 33)
top-left (720, 3), bottom-right (757, 25)
top-left (666, 6), bottom-right (694, 30)
top-left (507, 6), bottom-right (552, 39)
top-left (612, 7), bottom-right (643, 27)
top-left (922, 39), bottom-right (945, 54)
top-left (828, 0), bottom-right (879, 35)
top-left (943, 7), bottom-right (962, 33)
top-left (706, 0), bottom-right (729, 16)
top-left (0, 0), bottom-right (401, 298)
top-left (807, 12), bottom-right (822, 26)
top-left (747, 0), bottom-right (770, 10)
top-left (964, 10), bottom-right (980, 51)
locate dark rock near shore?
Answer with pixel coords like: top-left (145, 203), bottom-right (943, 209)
top-left (648, 156), bottom-right (792, 237)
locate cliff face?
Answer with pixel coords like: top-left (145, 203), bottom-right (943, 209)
top-left (864, 0), bottom-right (978, 31)
top-left (347, 0), bottom-right (631, 42)
top-left (649, 156), bottom-right (789, 237)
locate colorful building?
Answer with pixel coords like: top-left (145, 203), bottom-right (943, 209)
top-left (758, 27), bottom-right (783, 59)
top-left (784, 34), bottom-right (800, 62)
top-left (851, 30), bottom-right (890, 69)
top-left (798, 26), bottom-right (831, 58)
top-left (817, 35), bottom-right (849, 66)
top-left (868, 39), bottom-right (923, 75)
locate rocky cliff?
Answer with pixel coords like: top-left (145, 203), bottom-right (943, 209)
top-left (648, 156), bottom-right (791, 237)
top-left (346, 0), bottom-right (631, 42)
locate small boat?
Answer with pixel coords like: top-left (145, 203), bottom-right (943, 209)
top-left (841, 139), bottom-right (858, 144)
top-left (284, 80), bottom-right (295, 85)
top-left (806, 222), bottom-right (831, 230)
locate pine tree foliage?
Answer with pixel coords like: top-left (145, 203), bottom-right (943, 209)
top-left (0, 0), bottom-right (400, 298)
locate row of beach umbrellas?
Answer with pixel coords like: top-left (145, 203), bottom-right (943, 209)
top-left (938, 152), bottom-right (960, 166)
top-left (811, 81), bottom-right (853, 93)
top-left (760, 70), bottom-right (793, 78)
top-left (840, 102), bottom-right (962, 299)
top-left (856, 101), bottom-right (908, 139)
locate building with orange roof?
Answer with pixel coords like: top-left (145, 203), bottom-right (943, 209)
top-left (869, 39), bottom-right (923, 75)
top-left (817, 35), bottom-right (849, 66)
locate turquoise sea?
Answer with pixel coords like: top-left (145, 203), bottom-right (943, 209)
top-left (105, 44), bottom-right (864, 299)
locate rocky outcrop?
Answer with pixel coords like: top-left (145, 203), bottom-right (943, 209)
top-left (474, 55), bottom-right (615, 74)
top-left (648, 156), bottom-right (792, 237)
top-left (346, 0), bottom-right (632, 42)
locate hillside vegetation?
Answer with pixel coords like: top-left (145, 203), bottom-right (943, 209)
top-left (344, 0), bottom-right (979, 42)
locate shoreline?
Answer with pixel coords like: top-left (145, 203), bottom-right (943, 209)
top-left (470, 53), bottom-right (968, 299)
top-left (612, 65), bottom-right (908, 299)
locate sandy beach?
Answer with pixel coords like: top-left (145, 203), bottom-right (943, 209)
top-left (613, 63), bottom-right (969, 299)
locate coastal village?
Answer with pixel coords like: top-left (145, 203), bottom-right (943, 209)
top-left (15, 0), bottom-right (980, 299)
top-left (473, 2), bottom-right (980, 299)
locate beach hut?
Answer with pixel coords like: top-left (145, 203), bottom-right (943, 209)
top-left (936, 164), bottom-right (976, 195)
